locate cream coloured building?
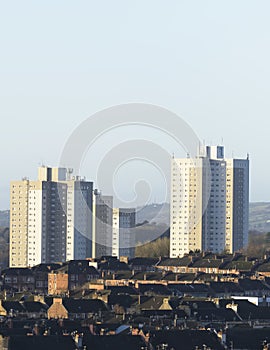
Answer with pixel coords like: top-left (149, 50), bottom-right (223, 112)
top-left (170, 145), bottom-right (249, 258)
top-left (10, 166), bottom-right (93, 267)
top-left (10, 179), bottom-right (30, 267)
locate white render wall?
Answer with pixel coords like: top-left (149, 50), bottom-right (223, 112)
top-left (10, 167), bottom-right (93, 267)
top-left (170, 158), bottom-right (203, 257)
top-left (27, 184), bottom-right (43, 266)
top-left (9, 180), bottom-right (29, 267)
top-left (170, 146), bottom-right (249, 258)
top-left (66, 181), bottom-right (75, 261)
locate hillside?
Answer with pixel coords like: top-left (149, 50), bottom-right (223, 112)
top-left (0, 201), bottom-right (269, 263)
top-left (136, 203), bottom-right (169, 225)
top-left (137, 202), bottom-right (270, 233)
top-left (249, 202), bottom-right (270, 232)
top-left (0, 227), bottom-right (9, 267)
top-left (0, 210), bottom-right (9, 227)
top-left (2, 202), bottom-right (269, 231)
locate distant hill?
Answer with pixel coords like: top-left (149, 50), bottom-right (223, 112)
top-left (0, 210), bottom-right (9, 227)
top-left (0, 201), bottom-right (269, 253)
top-left (0, 226), bottom-right (9, 268)
top-left (2, 202), bottom-right (268, 230)
top-left (136, 203), bottom-right (169, 225)
top-left (136, 202), bottom-right (270, 233)
top-left (249, 202), bottom-right (270, 232)
top-left (135, 222), bottom-right (169, 245)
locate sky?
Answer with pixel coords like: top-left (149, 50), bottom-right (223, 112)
top-left (1, 1), bottom-right (270, 209)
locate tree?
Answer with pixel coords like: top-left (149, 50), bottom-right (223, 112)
top-left (135, 237), bottom-right (169, 257)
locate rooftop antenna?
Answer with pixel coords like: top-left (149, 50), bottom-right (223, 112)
top-left (172, 152), bottom-right (175, 159)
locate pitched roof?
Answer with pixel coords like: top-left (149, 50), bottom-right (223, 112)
top-left (195, 308), bottom-right (240, 322)
top-left (2, 301), bottom-right (25, 312)
top-left (182, 300), bottom-right (216, 310)
top-left (163, 272), bottom-right (198, 282)
top-left (99, 260), bottom-right (130, 272)
top-left (22, 301), bottom-right (48, 312)
top-left (168, 283), bottom-right (210, 295)
top-left (9, 335), bottom-right (75, 350)
top-left (138, 284), bottom-right (172, 296)
top-left (138, 296), bottom-right (168, 310)
top-left (149, 330), bottom-right (224, 350)
top-left (53, 261), bottom-right (99, 275)
top-left (209, 281), bottom-right (243, 294)
top-left (221, 260), bottom-right (254, 271)
top-left (106, 286), bottom-right (138, 295)
top-left (129, 257), bottom-right (160, 266)
top-left (103, 271), bottom-right (132, 280)
top-left (238, 278), bottom-right (270, 291)
top-left (2, 268), bottom-right (33, 276)
top-left (192, 259), bottom-right (223, 268)
top-left (62, 298), bottom-right (108, 313)
top-left (131, 272), bottom-right (163, 281)
top-left (157, 257), bottom-right (193, 267)
top-left (31, 263), bottom-right (61, 273)
top-left (233, 300), bottom-right (270, 320)
top-left (257, 262), bottom-right (270, 272)
top-left (83, 334), bottom-right (146, 350)
top-left (227, 327), bottom-right (270, 349)
top-left (108, 294), bottom-right (134, 308)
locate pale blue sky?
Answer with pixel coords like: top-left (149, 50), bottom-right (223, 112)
top-left (1, 1), bottom-right (270, 209)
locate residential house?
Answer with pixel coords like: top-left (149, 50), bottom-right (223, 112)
top-left (2, 268), bottom-right (35, 292)
top-left (47, 297), bottom-right (108, 319)
top-left (48, 260), bottom-right (99, 295)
